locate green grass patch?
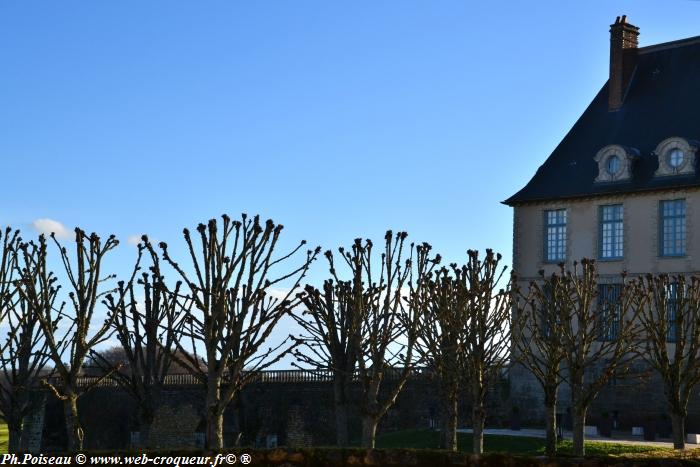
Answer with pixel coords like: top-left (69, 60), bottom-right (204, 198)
top-left (0, 423), bottom-right (7, 453)
top-left (0, 423), bottom-right (683, 460)
top-left (555, 439), bottom-right (669, 457)
top-left (376, 429), bottom-right (544, 454)
top-left (375, 429), bottom-right (677, 458)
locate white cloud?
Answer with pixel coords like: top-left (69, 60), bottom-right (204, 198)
top-left (32, 218), bottom-right (71, 240)
top-left (126, 234), bottom-right (160, 247)
top-left (127, 235), bottom-right (142, 246)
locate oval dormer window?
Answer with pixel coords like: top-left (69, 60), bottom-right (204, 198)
top-left (653, 137), bottom-right (697, 177)
top-left (669, 148), bottom-right (684, 168)
top-left (594, 145), bottom-right (636, 183)
top-left (607, 155), bottom-right (621, 175)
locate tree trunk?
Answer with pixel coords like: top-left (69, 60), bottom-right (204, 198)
top-left (440, 394), bottom-right (458, 451)
top-left (7, 418), bottom-right (21, 454)
top-left (205, 377), bottom-right (224, 450)
top-left (361, 415), bottom-right (378, 448)
top-left (671, 412), bottom-right (686, 450)
top-left (139, 420), bottom-right (152, 449)
top-left (206, 408), bottom-right (224, 450)
top-left (569, 375), bottom-right (588, 457)
top-left (472, 401), bottom-right (485, 455)
top-left (63, 394), bottom-right (83, 451)
top-left (543, 390), bottom-right (558, 457)
top-left (137, 389), bottom-right (160, 449)
top-left (571, 404), bottom-right (587, 457)
top-left (335, 402), bottom-right (349, 447)
top-left (333, 378), bottom-right (349, 446)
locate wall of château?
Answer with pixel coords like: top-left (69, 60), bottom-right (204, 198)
top-left (31, 372), bottom-right (510, 451)
top-left (510, 361), bottom-right (700, 434)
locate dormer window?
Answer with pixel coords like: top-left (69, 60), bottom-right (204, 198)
top-left (653, 137), bottom-right (697, 177)
top-left (594, 145), bottom-right (637, 183)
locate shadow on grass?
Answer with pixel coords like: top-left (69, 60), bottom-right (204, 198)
top-left (375, 429), bottom-right (672, 457)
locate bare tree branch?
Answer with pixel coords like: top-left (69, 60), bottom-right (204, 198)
top-left (17, 229), bottom-right (132, 451)
top-left (159, 214), bottom-right (320, 449)
top-left (0, 228), bottom-right (53, 452)
top-left (632, 274), bottom-right (700, 449)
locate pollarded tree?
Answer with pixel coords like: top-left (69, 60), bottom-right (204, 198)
top-left (512, 272), bottom-right (567, 457)
top-left (17, 229), bottom-right (131, 451)
top-left (554, 259), bottom-right (642, 456)
top-left (0, 228), bottom-right (54, 452)
top-left (412, 265), bottom-right (464, 451)
top-left (159, 214), bottom-right (320, 449)
top-left (354, 233), bottom-right (437, 448)
top-left (293, 237), bottom-right (438, 448)
top-left (291, 251), bottom-right (364, 447)
top-left (456, 250), bottom-right (512, 455)
top-left (633, 274), bottom-right (700, 449)
top-left (97, 237), bottom-right (188, 448)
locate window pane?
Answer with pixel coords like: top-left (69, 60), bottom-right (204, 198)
top-left (544, 209), bottom-right (566, 261)
top-left (600, 205), bottom-right (623, 259)
top-left (660, 200), bottom-right (686, 256)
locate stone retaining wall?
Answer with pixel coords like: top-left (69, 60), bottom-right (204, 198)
top-left (31, 374), bottom-right (510, 451)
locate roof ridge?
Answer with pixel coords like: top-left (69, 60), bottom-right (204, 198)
top-left (638, 35), bottom-right (700, 54)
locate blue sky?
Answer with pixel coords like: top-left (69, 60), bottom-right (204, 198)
top-left (2, 1), bottom-right (699, 285)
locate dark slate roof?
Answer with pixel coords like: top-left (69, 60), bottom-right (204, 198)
top-left (504, 36), bottom-right (700, 206)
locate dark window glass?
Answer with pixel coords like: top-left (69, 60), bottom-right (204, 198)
top-left (598, 284), bottom-right (621, 341)
top-left (666, 282), bottom-right (678, 343)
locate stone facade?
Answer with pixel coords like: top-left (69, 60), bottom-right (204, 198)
top-left (512, 189), bottom-right (700, 282)
top-left (510, 189), bottom-right (700, 429)
top-left (505, 17), bottom-right (700, 436)
top-left (512, 359), bottom-right (700, 434)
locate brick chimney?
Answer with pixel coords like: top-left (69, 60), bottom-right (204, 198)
top-left (608, 15), bottom-right (639, 111)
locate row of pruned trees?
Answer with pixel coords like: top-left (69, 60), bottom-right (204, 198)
top-left (0, 216), bottom-right (514, 454)
top-left (0, 216), bottom-right (319, 452)
top-left (7, 214), bottom-right (696, 457)
top-left (513, 259), bottom-right (700, 456)
top-left (292, 237), bottom-right (512, 453)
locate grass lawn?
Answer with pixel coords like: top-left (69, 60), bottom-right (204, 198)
top-left (376, 429), bottom-right (544, 455)
top-left (375, 429), bottom-right (673, 458)
top-left (0, 423), bottom-right (685, 459)
top-left (0, 423), bottom-right (7, 453)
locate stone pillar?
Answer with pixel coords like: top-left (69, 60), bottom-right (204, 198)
top-left (21, 392), bottom-right (47, 453)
